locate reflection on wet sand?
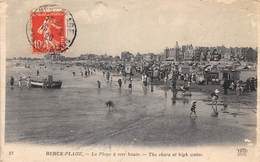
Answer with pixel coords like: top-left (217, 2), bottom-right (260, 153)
top-left (5, 62), bottom-right (256, 146)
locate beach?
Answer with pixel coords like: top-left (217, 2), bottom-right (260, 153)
top-left (5, 60), bottom-right (256, 146)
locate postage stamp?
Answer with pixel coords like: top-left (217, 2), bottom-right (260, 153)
top-left (26, 5), bottom-right (77, 54)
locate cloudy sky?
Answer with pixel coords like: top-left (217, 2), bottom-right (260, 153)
top-left (3, 0), bottom-right (258, 57)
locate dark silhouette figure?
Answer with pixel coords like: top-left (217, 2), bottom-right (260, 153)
top-left (118, 79), bottom-right (122, 88)
top-left (190, 101), bottom-right (197, 117)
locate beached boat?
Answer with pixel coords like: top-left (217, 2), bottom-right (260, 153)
top-left (30, 80), bottom-right (62, 88)
top-left (30, 75), bottom-right (62, 89)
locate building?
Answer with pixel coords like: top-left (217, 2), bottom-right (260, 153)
top-left (215, 46), bottom-right (226, 59)
top-left (114, 56), bottom-right (121, 62)
top-left (175, 41), bottom-right (182, 61)
top-left (134, 53), bottom-right (143, 62)
top-left (230, 47), bottom-right (242, 61)
top-left (164, 41), bottom-right (182, 61)
top-left (142, 53), bottom-right (157, 62)
top-left (121, 51), bottom-right (134, 62)
top-left (223, 48), bottom-right (232, 61)
top-left (210, 49), bottom-right (221, 61)
top-left (182, 44), bottom-right (194, 61)
top-left (44, 53), bottom-right (65, 61)
top-left (79, 54), bottom-right (98, 60)
top-left (222, 70), bottom-right (240, 81)
top-left (244, 47), bottom-right (257, 62)
top-left (194, 47), bottom-right (202, 61)
top-left (164, 47), bottom-right (175, 61)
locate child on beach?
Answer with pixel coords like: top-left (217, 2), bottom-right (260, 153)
top-left (190, 101), bottom-right (197, 117)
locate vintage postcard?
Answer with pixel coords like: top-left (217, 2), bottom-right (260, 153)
top-left (0, 0), bottom-right (259, 162)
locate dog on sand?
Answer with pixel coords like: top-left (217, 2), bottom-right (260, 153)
top-left (105, 100), bottom-right (115, 112)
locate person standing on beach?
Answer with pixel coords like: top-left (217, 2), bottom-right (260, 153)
top-left (10, 76), bottom-right (14, 89)
top-left (118, 78), bottom-right (122, 88)
top-left (250, 77), bottom-right (256, 91)
top-left (106, 72), bottom-right (110, 83)
top-left (18, 77), bottom-right (22, 88)
top-left (211, 89), bottom-right (220, 114)
top-left (190, 101), bottom-right (197, 117)
top-left (110, 76), bottom-right (113, 87)
top-left (128, 78), bottom-right (133, 91)
top-left (27, 76), bottom-right (31, 88)
top-left (97, 80), bottom-right (101, 88)
top-left (236, 81), bottom-right (241, 96)
top-left (230, 81), bottom-right (235, 91)
top-left (245, 78), bottom-right (251, 92)
top-left (37, 70), bottom-right (39, 76)
top-left (142, 74), bottom-right (148, 87)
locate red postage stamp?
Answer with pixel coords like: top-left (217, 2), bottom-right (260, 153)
top-left (31, 11), bottom-right (65, 53)
top-left (27, 5), bottom-right (77, 54)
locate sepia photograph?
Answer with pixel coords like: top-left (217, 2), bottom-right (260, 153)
top-left (1, 0), bottom-right (259, 161)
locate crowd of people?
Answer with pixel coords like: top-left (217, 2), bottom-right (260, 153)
top-left (98, 70), bottom-right (133, 92)
top-left (8, 62), bottom-right (257, 120)
top-left (69, 63), bottom-right (256, 119)
top-left (9, 76), bottom-right (32, 89)
top-left (223, 77), bottom-right (257, 95)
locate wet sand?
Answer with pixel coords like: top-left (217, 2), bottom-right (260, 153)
top-left (5, 61), bottom-right (256, 146)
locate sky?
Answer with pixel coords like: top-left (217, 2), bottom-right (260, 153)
top-left (3, 0), bottom-right (259, 57)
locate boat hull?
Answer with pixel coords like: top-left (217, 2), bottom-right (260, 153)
top-left (31, 80), bottom-right (62, 89)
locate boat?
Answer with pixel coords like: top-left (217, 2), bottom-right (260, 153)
top-left (30, 75), bottom-right (62, 89)
top-left (30, 80), bottom-right (62, 88)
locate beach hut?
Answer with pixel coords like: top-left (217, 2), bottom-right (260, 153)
top-left (222, 69), bottom-right (240, 81)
